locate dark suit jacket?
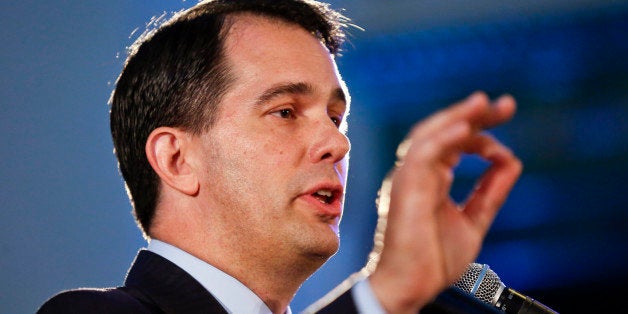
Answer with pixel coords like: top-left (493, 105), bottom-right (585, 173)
top-left (38, 249), bottom-right (500, 313)
top-left (38, 250), bottom-right (229, 313)
top-left (37, 249), bottom-right (357, 314)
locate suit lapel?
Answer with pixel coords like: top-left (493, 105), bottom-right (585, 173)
top-left (124, 250), bottom-right (228, 314)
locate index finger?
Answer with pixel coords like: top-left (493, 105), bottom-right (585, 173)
top-left (409, 92), bottom-right (517, 142)
top-left (461, 133), bottom-right (523, 232)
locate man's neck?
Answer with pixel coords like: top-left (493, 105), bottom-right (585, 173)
top-left (150, 231), bottom-right (323, 314)
top-left (227, 252), bottom-right (324, 313)
top-left (201, 242), bottom-right (323, 313)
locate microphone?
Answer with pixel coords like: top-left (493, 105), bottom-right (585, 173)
top-left (453, 263), bottom-right (559, 314)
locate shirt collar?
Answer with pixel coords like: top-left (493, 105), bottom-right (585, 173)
top-left (147, 239), bottom-right (292, 314)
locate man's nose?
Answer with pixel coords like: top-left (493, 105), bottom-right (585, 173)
top-left (308, 119), bottom-right (351, 164)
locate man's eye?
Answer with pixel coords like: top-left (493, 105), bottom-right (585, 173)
top-left (330, 116), bottom-right (342, 127)
top-left (272, 108), bottom-right (295, 119)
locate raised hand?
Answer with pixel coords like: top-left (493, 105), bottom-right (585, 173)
top-left (369, 92), bottom-right (523, 313)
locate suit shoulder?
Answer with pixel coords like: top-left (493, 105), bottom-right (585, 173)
top-left (37, 287), bottom-right (154, 314)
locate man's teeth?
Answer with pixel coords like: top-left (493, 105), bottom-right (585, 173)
top-left (316, 190), bottom-right (333, 197)
top-left (314, 190), bottom-right (333, 204)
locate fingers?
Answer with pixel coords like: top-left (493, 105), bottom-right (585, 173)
top-left (462, 133), bottom-right (523, 232)
top-left (404, 92), bottom-right (516, 153)
top-left (396, 92), bottom-right (521, 235)
top-left (390, 121), bottom-right (471, 219)
top-left (490, 94), bottom-right (517, 128)
top-left (368, 93), bottom-right (521, 313)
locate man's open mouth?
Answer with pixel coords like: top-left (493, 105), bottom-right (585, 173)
top-left (312, 189), bottom-right (334, 204)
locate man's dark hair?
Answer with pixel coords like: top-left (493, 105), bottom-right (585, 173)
top-left (110, 0), bottom-right (348, 237)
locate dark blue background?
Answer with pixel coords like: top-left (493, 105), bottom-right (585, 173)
top-left (2, 1), bottom-right (626, 312)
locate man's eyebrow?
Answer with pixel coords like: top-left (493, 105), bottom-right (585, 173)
top-left (333, 87), bottom-right (346, 104)
top-left (254, 82), bottom-right (313, 106)
top-left (254, 82), bottom-right (346, 107)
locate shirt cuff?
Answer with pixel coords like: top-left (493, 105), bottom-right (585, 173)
top-left (352, 277), bottom-right (386, 314)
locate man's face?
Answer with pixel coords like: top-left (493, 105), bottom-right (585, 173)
top-left (190, 15), bottom-right (350, 262)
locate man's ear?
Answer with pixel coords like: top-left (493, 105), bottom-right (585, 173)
top-left (145, 127), bottom-right (200, 196)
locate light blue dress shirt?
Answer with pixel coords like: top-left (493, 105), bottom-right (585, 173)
top-left (147, 239), bottom-right (385, 314)
top-left (148, 239), bottom-right (289, 314)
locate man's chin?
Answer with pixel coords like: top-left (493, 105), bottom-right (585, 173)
top-left (295, 230), bottom-right (339, 261)
top-left (303, 248), bottom-right (338, 264)
top-left (307, 236), bottom-right (340, 261)
top-left (290, 219), bottom-right (341, 261)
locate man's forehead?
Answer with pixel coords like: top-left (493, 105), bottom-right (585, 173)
top-left (224, 14), bottom-right (348, 88)
top-left (218, 12), bottom-right (351, 118)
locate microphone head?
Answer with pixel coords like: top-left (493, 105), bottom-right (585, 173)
top-left (454, 263), bottom-right (505, 306)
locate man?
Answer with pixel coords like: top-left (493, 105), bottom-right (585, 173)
top-left (39, 0), bottom-right (521, 313)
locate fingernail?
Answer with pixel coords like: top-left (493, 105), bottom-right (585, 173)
top-left (469, 91), bottom-right (489, 105)
top-left (496, 94), bottom-right (514, 103)
top-left (469, 91), bottom-right (483, 101)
